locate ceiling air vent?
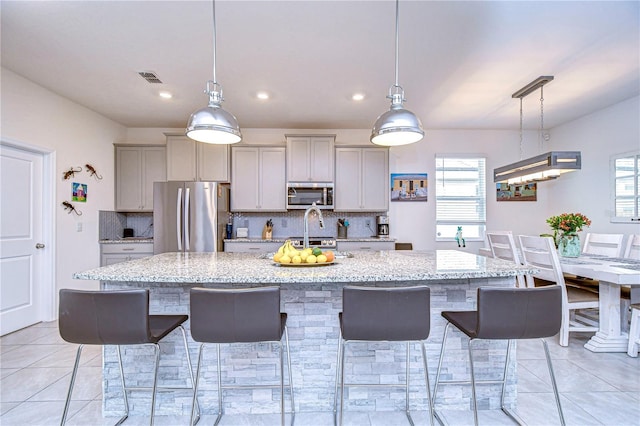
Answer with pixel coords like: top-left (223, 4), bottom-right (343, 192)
top-left (138, 71), bottom-right (163, 84)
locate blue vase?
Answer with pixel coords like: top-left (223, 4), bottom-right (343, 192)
top-left (558, 234), bottom-right (580, 257)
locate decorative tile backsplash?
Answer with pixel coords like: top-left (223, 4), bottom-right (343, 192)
top-left (99, 210), bottom-right (386, 241)
top-left (231, 211), bottom-right (386, 239)
top-left (99, 211), bottom-right (153, 240)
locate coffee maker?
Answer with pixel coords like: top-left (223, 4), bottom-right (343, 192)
top-left (376, 215), bottom-right (389, 238)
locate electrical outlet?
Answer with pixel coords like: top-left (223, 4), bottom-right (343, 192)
top-left (76, 222), bottom-right (83, 232)
top-left (281, 218), bottom-right (288, 228)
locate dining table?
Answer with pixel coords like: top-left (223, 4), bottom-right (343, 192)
top-left (559, 254), bottom-right (640, 353)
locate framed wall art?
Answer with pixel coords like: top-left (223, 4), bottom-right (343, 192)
top-left (391, 173), bottom-right (428, 202)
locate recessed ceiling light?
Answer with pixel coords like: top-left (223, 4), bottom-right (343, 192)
top-left (352, 93), bottom-right (365, 101)
top-left (159, 91), bottom-right (173, 99)
top-left (257, 92), bottom-right (270, 100)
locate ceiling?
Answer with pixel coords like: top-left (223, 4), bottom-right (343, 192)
top-left (2, 1), bottom-right (639, 132)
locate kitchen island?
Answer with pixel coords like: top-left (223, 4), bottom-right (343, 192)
top-left (74, 250), bottom-right (535, 418)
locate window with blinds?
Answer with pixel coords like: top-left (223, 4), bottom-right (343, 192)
top-left (611, 152), bottom-right (640, 223)
top-left (435, 156), bottom-right (486, 241)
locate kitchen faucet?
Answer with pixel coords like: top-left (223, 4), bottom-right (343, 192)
top-left (303, 202), bottom-right (324, 249)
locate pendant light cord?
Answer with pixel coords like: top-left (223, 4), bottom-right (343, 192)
top-left (519, 97), bottom-right (523, 160)
top-left (394, 0), bottom-right (399, 87)
top-left (211, 0), bottom-right (217, 84)
top-left (539, 86), bottom-right (545, 152)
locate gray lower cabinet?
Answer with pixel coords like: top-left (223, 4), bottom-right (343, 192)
top-left (100, 243), bottom-right (154, 266)
top-left (224, 241), bottom-right (281, 253)
top-left (337, 241), bottom-right (395, 251)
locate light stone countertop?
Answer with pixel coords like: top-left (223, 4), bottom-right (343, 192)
top-left (74, 250), bottom-right (535, 284)
top-left (223, 237), bottom-right (396, 243)
top-left (99, 238), bottom-right (153, 244)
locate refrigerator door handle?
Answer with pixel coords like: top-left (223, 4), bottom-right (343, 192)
top-left (176, 187), bottom-right (183, 251)
top-left (184, 187), bottom-right (191, 251)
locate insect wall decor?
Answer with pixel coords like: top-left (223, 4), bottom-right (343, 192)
top-left (85, 163), bottom-right (102, 180)
top-left (63, 167), bottom-right (82, 180)
top-left (62, 201), bottom-right (82, 216)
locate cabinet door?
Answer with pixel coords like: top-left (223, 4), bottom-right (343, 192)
top-left (231, 147), bottom-right (260, 211)
top-left (310, 137), bottom-right (334, 182)
top-left (141, 147), bottom-right (166, 210)
top-left (101, 254), bottom-right (131, 266)
top-left (361, 148), bottom-right (389, 211)
top-left (166, 136), bottom-right (196, 181)
top-left (334, 148), bottom-right (362, 211)
top-left (259, 147), bottom-right (286, 211)
top-left (115, 147), bottom-right (143, 211)
top-left (286, 137), bottom-right (310, 181)
top-left (197, 143), bottom-right (229, 182)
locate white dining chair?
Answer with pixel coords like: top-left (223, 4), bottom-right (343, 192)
top-left (628, 304), bottom-right (640, 357)
top-left (486, 232), bottom-right (527, 288)
top-left (518, 235), bottom-right (599, 347)
top-left (624, 234), bottom-right (640, 260)
top-left (582, 233), bottom-right (625, 257)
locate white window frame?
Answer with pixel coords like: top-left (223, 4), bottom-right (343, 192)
top-left (611, 150), bottom-right (640, 223)
top-left (435, 155), bottom-right (486, 242)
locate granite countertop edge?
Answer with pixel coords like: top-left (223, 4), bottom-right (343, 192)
top-left (224, 237), bottom-right (396, 243)
top-left (74, 250), bottom-right (536, 284)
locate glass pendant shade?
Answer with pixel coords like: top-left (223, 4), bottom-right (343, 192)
top-left (371, 103), bottom-right (424, 146)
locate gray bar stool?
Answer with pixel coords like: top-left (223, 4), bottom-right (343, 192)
top-left (189, 286), bottom-right (294, 426)
top-left (58, 289), bottom-right (198, 426)
top-left (334, 285), bottom-right (434, 426)
top-left (432, 286), bottom-right (565, 426)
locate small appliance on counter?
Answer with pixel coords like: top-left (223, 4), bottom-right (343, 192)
top-left (236, 227), bottom-right (249, 238)
top-left (123, 228), bottom-right (134, 238)
top-left (376, 215), bottom-right (389, 238)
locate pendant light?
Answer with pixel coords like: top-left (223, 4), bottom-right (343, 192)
top-left (186, 0), bottom-right (242, 145)
top-left (493, 76), bottom-right (581, 183)
top-left (370, 0), bottom-right (424, 146)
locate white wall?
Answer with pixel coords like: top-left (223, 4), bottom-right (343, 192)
top-left (1, 67), bottom-right (126, 295)
top-left (544, 96), bottom-right (640, 237)
top-left (388, 96), bottom-right (640, 250)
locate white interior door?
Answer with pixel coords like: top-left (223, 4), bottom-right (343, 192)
top-left (1, 145), bottom-right (45, 335)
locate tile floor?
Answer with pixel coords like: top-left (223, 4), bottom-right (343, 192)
top-left (1, 321), bottom-right (638, 426)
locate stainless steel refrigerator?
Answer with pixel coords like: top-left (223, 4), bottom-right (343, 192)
top-left (153, 182), bottom-right (229, 254)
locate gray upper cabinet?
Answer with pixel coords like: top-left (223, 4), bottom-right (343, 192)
top-left (286, 135), bottom-right (334, 182)
top-left (231, 146), bottom-right (286, 212)
top-left (166, 135), bottom-right (229, 182)
top-left (335, 147), bottom-right (389, 212)
top-left (115, 145), bottom-right (166, 212)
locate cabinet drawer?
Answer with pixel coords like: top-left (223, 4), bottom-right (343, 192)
top-left (224, 242), bottom-right (281, 253)
top-left (101, 243), bottom-right (154, 254)
top-left (337, 241), bottom-right (395, 251)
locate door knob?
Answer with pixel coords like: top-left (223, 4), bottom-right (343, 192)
top-left (35, 243), bottom-right (45, 249)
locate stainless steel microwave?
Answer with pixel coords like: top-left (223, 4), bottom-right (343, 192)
top-left (286, 182), bottom-right (334, 209)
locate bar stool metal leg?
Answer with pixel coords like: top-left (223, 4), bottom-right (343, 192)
top-left (542, 339), bottom-right (566, 426)
top-left (284, 326), bottom-right (295, 424)
top-left (432, 322), bottom-right (451, 426)
top-left (333, 330), bottom-right (343, 426)
top-left (60, 345), bottom-right (84, 426)
top-left (115, 345), bottom-right (129, 426)
top-left (420, 341), bottom-right (435, 426)
top-left (467, 339), bottom-right (478, 426)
